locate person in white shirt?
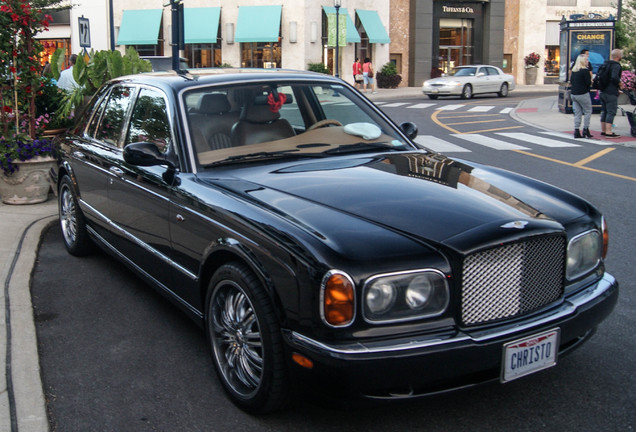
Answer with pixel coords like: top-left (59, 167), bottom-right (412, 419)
top-left (57, 54), bottom-right (79, 91)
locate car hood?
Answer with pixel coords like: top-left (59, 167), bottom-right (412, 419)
top-left (203, 152), bottom-right (592, 252)
top-left (425, 76), bottom-right (471, 85)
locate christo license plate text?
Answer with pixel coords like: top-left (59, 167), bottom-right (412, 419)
top-left (501, 328), bottom-right (560, 383)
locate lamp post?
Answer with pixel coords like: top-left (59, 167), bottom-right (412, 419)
top-left (334, 0), bottom-right (341, 78)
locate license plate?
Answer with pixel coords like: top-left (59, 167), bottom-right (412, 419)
top-left (501, 328), bottom-right (560, 383)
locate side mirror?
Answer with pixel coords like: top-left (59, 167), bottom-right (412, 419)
top-left (477, 72), bottom-right (486, 77)
top-left (123, 142), bottom-right (176, 170)
top-left (400, 121), bottom-right (418, 140)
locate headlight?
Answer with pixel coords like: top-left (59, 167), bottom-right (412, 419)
top-left (363, 270), bottom-right (449, 323)
top-left (566, 230), bottom-right (602, 280)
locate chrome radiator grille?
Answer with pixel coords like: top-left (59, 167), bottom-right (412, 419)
top-left (461, 236), bottom-right (565, 326)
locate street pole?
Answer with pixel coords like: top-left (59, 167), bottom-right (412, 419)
top-left (170, 0), bottom-right (180, 70)
top-left (335, 0), bottom-right (341, 78)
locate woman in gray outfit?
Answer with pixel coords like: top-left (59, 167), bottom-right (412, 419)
top-left (570, 54), bottom-right (593, 138)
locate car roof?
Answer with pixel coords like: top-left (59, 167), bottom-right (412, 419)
top-left (108, 68), bottom-right (337, 94)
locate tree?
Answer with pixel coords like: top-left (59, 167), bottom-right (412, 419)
top-left (616, 0), bottom-right (636, 69)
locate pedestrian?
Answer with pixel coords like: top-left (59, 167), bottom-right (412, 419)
top-left (570, 54), bottom-right (593, 138)
top-left (352, 58), bottom-right (363, 90)
top-left (362, 57), bottom-right (377, 94)
top-left (599, 48), bottom-right (623, 138)
top-left (57, 54), bottom-right (79, 91)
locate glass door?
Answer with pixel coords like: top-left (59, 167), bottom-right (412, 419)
top-left (439, 18), bottom-right (473, 73)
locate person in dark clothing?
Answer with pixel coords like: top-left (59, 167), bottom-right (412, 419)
top-left (600, 49), bottom-right (624, 138)
top-left (570, 54), bottom-right (593, 138)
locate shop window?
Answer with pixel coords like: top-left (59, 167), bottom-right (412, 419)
top-left (241, 42), bottom-right (281, 68)
top-left (185, 44), bottom-right (222, 68)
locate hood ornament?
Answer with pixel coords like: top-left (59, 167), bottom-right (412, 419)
top-left (501, 220), bottom-right (529, 229)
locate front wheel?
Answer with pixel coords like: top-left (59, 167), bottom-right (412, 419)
top-left (498, 82), bottom-right (509, 97)
top-left (206, 262), bottom-right (288, 413)
top-left (58, 175), bottom-right (92, 256)
top-left (427, 94), bottom-right (439, 100)
top-left (461, 84), bottom-right (473, 99)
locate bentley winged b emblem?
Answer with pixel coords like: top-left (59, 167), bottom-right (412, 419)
top-left (500, 220), bottom-right (529, 229)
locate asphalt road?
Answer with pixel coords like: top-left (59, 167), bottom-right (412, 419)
top-left (31, 95), bottom-right (635, 431)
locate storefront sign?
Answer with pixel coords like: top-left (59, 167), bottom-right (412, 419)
top-left (442, 6), bottom-right (474, 13)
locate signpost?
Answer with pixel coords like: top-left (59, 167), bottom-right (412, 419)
top-left (78, 16), bottom-right (91, 48)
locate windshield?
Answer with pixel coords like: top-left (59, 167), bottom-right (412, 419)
top-left (182, 82), bottom-right (412, 168)
top-left (450, 67), bottom-right (477, 77)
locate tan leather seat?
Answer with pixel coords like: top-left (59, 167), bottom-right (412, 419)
top-left (231, 97), bottom-right (295, 147)
top-left (189, 94), bottom-right (239, 152)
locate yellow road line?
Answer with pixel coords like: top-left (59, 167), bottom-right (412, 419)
top-left (431, 109), bottom-right (461, 134)
top-left (513, 149), bottom-right (635, 181)
top-left (573, 148), bottom-right (615, 167)
top-left (438, 113), bottom-right (503, 119)
top-left (464, 125), bottom-right (525, 134)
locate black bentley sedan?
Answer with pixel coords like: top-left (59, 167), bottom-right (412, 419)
top-left (52, 69), bottom-right (618, 413)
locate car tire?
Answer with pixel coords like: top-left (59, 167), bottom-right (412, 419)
top-left (206, 262), bottom-right (289, 414)
top-left (428, 94), bottom-right (439, 100)
top-left (498, 83), bottom-right (509, 97)
top-left (461, 85), bottom-right (473, 99)
top-left (58, 175), bottom-right (92, 256)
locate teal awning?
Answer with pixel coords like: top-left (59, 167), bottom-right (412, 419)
top-left (235, 5), bottom-right (282, 43)
top-left (184, 7), bottom-right (221, 44)
top-left (356, 10), bottom-right (391, 44)
top-left (323, 7), bottom-right (360, 43)
top-left (117, 9), bottom-right (162, 45)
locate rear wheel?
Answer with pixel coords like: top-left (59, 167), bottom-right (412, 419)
top-left (206, 262), bottom-right (288, 413)
top-left (498, 82), bottom-right (509, 97)
top-left (427, 94), bottom-right (439, 100)
top-left (461, 84), bottom-right (473, 99)
top-left (58, 175), bottom-right (92, 256)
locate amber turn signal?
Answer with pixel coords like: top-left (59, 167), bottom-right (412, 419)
top-left (322, 272), bottom-right (355, 326)
top-left (292, 352), bottom-right (314, 369)
top-left (602, 217), bottom-right (609, 259)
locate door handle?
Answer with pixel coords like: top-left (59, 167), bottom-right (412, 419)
top-left (72, 150), bottom-right (85, 159)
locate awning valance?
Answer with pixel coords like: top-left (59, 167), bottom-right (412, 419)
top-left (117, 9), bottom-right (162, 45)
top-left (235, 5), bottom-right (282, 43)
top-left (356, 9), bottom-right (391, 44)
top-left (323, 6), bottom-right (360, 43)
top-left (184, 7), bottom-right (221, 44)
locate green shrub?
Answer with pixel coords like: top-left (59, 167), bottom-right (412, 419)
top-left (377, 62), bottom-right (402, 89)
top-left (308, 63), bottom-right (330, 74)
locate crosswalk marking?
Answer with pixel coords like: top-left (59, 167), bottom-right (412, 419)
top-left (541, 131), bottom-right (615, 146)
top-left (499, 107), bottom-right (513, 114)
top-left (382, 102), bottom-right (410, 108)
top-left (468, 106), bottom-right (496, 112)
top-left (452, 134), bottom-right (531, 150)
top-left (414, 136), bottom-right (471, 153)
top-left (496, 132), bottom-right (581, 147)
top-left (436, 104), bottom-right (465, 111)
top-left (407, 103), bottom-right (436, 109)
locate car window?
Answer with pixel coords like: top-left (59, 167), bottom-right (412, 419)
top-left (485, 67), bottom-right (500, 76)
top-left (183, 81), bottom-right (412, 168)
top-left (95, 86), bottom-right (135, 147)
top-left (453, 67), bottom-right (476, 76)
top-left (126, 88), bottom-right (172, 153)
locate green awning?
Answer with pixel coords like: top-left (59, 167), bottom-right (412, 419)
top-left (323, 7), bottom-right (361, 43)
top-left (235, 5), bottom-right (282, 43)
top-left (184, 7), bottom-right (221, 44)
top-left (117, 9), bottom-right (162, 45)
top-left (356, 10), bottom-right (391, 44)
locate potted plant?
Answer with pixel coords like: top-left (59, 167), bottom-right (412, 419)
top-left (376, 62), bottom-right (403, 89)
top-left (0, 0), bottom-right (58, 204)
top-left (524, 52), bottom-right (541, 85)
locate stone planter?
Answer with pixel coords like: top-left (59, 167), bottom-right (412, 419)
top-left (525, 67), bottom-right (538, 85)
top-left (0, 156), bottom-right (56, 205)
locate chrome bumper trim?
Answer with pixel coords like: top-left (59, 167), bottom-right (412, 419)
top-left (290, 273), bottom-right (616, 356)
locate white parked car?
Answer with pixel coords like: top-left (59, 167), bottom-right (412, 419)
top-left (422, 65), bottom-right (516, 99)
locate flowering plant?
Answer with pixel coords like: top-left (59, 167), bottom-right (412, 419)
top-left (0, 0), bottom-right (55, 176)
top-left (620, 70), bottom-right (636, 93)
top-left (524, 52), bottom-right (541, 68)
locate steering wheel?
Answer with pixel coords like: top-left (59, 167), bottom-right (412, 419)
top-left (307, 119), bottom-right (343, 131)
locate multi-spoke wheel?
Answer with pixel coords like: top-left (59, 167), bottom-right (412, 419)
top-left (58, 175), bottom-right (92, 256)
top-left (461, 84), bottom-right (473, 99)
top-left (206, 262), bottom-right (288, 413)
top-left (498, 82), bottom-right (509, 97)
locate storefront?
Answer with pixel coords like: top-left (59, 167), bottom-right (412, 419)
top-left (406, 0), bottom-right (505, 86)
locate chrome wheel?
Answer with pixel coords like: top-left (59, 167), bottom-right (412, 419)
top-left (498, 82), bottom-right (509, 97)
top-left (210, 281), bottom-right (264, 397)
top-left (461, 84), bottom-right (473, 99)
top-left (60, 184), bottom-right (77, 246)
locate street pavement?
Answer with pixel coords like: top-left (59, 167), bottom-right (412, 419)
top-left (1, 84), bottom-right (634, 432)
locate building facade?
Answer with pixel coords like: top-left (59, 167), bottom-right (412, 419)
top-left (33, 0), bottom-right (619, 88)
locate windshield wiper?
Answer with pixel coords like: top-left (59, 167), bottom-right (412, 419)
top-left (323, 141), bottom-right (407, 155)
top-left (203, 149), bottom-right (324, 168)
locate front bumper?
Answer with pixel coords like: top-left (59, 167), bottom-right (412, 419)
top-left (422, 84), bottom-right (462, 96)
top-left (285, 273), bottom-right (618, 399)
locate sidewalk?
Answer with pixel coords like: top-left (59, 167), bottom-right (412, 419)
top-left (0, 84), bottom-right (633, 432)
